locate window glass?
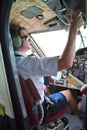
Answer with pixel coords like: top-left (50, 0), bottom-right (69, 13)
top-left (31, 26), bottom-right (87, 57)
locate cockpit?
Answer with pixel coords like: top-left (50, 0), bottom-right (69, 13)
top-left (0, 0), bottom-right (87, 130)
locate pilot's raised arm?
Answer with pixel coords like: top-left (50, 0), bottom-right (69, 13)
top-left (58, 11), bottom-right (83, 71)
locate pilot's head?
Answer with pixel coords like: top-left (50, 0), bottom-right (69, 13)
top-left (10, 22), bottom-right (31, 52)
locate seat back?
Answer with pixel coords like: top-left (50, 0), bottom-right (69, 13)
top-left (19, 76), bottom-right (42, 126)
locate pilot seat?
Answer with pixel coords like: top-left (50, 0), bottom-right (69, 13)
top-left (19, 76), bottom-right (69, 130)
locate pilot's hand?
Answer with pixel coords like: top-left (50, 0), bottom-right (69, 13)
top-left (80, 84), bottom-right (87, 95)
top-left (70, 10), bottom-right (83, 31)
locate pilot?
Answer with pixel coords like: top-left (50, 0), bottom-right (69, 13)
top-left (10, 11), bottom-right (83, 122)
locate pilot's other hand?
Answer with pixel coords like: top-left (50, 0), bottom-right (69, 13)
top-left (80, 85), bottom-right (87, 95)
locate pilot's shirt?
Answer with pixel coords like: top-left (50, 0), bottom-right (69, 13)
top-left (14, 51), bottom-right (58, 103)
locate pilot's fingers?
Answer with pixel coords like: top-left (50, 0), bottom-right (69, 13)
top-left (70, 10), bottom-right (84, 30)
top-left (71, 10), bottom-right (82, 20)
top-left (80, 85), bottom-right (87, 95)
top-left (76, 11), bottom-right (83, 28)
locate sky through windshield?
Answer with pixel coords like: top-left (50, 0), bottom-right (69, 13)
top-left (31, 26), bottom-right (87, 57)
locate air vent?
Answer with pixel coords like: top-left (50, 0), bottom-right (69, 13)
top-left (21, 5), bottom-right (44, 19)
top-left (44, 16), bottom-right (69, 30)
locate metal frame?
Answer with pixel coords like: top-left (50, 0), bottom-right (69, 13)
top-left (0, 0), bottom-right (30, 130)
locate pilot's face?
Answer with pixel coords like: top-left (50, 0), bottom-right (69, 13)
top-left (20, 30), bottom-right (31, 51)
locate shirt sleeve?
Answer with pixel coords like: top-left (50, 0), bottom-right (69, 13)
top-left (16, 55), bottom-right (58, 78)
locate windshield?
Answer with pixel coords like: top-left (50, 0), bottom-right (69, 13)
top-left (31, 26), bottom-right (87, 57)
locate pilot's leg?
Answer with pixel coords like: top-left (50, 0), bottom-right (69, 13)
top-left (60, 89), bottom-right (82, 116)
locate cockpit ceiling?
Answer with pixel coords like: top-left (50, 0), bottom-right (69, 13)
top-left (10, 0), bottom-right (69, 34)
top-left (10, 0), bottom-right (87, 34)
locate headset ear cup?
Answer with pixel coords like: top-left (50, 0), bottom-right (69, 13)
top-left (12, 36), bottom-right (22, 48)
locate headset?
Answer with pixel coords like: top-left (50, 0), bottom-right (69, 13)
top-left (12, 35), bottom-right (22, 49)
top-left (10, 23), bottom-right (23, 49)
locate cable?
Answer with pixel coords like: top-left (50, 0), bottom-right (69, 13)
top-left (78, 29), bottom-right (85, 48)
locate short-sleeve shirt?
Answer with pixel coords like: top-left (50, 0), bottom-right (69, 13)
top-left (15, 51), bottom-right (58, 103)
